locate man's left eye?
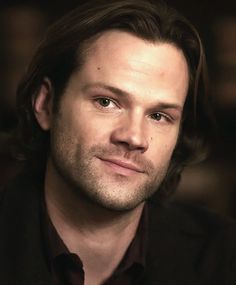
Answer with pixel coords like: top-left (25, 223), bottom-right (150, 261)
top-left (150, 113), bottom-right (162, 121)
top-left (150, 112), bottom-right (171, 122)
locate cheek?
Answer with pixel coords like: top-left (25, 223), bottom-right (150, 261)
top-left (151, 142), bottom-right (175, 160)
top-left (69, 112), bottom-right (112, 147)
top-left (149, 129), bottom-right (179, 161)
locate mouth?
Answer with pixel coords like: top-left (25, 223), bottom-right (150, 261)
top-left (98, 157), bottom-right (144, 176)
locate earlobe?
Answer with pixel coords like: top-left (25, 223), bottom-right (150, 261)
top-left (33, 78), bottom-right (53, 131)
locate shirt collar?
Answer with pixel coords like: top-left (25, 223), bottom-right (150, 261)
top-left (41, 196), bottom-right (148, 273)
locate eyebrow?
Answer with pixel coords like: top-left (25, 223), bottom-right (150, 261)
top-left (82, 82), bottom-right (183, 112)
top-left (82, 82), bottom-right (129, 97)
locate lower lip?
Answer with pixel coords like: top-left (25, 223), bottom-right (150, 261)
top-left (101, 160), bottom-right (140, 176)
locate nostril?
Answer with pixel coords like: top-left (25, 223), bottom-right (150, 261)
top-left (110, 127), bottom-right (148, 152)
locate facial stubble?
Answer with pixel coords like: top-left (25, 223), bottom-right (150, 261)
top-left (50, 119), bottom-right (170, 212)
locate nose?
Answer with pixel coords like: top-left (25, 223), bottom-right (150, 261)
top-left (110, 112), bottom-right (149, 153)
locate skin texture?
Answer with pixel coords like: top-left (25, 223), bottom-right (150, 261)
top-left (37, 31), bottom-right (189, 212)
top-left (34, 30), bottom-right (189, 284)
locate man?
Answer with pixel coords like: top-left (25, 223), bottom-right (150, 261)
top-left (0, 1), bottom-right (236, 284)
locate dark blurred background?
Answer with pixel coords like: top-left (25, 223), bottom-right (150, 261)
top-left (0, 0), bottom-right (235, 218)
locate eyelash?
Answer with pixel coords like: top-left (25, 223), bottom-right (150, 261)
top-left (94, 97), bottom-right (173, 123)
top-left (150, 112), bottom-right (173, 123)
top-left (95, 97), bottom-right (116, 108)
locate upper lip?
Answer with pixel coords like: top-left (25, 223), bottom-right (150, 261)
top-left (99, 157), bottom-right (144, 173)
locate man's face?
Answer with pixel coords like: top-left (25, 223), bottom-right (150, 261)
top-left (49, 31), bottom-right (189, 211)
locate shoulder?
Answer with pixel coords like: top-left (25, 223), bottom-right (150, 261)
top-left (148, 200), bottom-right (236, 236)
top-left (0, 171), bottom-right (44, 215)
top-left (146, 201), bottom-right (236, 284)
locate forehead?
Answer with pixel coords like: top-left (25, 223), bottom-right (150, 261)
top-left (83, 30), bottom-right (188, 80)
top-left (84, 30), bottom-right (188, 70)
top-left (67, 30), bottom-right (189, 108)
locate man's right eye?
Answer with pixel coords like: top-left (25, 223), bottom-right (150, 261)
top-left (97, 98), bottom-right (111, 107)
top-left (94, 97), bottom-right (119, 111)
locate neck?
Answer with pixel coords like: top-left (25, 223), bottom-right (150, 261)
top-left (44, 158), bottom-right (144, 284)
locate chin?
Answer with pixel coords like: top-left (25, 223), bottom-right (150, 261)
top-left (83, 189), bottom-right (148, 212)
top-left (100, 200), bottom-right (144, 212)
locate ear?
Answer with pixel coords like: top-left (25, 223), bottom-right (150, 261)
top-left (33, 78), bottom-right (53, 131)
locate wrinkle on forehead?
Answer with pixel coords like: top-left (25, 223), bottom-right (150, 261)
top-left (90, 31), bottom-right (188, 76)
top-left (70, 30), bottom-right (189, 108)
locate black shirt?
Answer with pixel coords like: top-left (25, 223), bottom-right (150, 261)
top-left (41, 200), bottom-right (148, 285)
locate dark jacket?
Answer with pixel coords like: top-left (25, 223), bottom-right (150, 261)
top-left (0, 173), bottom-right (236, 285)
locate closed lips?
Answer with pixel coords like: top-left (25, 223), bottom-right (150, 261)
top-left (99, 158), bottom-right (144, 173)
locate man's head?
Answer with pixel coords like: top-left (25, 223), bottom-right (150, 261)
top-left (16, 0), bottom-right (209, 205)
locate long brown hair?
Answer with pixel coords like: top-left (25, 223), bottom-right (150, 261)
top-left (16, 0), bottom-right (210, 199)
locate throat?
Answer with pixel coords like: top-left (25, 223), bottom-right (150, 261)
top-left (44, 157), bottom-right (145, 283)
top-left (46, 190), bottom-right (144, 283)
top-left (46, 197), bottom-right (145, 285)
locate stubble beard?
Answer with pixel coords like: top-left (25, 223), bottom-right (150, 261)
top-left (50, 127), bottom-right (170, 212)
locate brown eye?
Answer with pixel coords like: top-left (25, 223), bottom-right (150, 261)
top-left (98, 98), bottom-right (111, 107)
top-left (151, 113), bottom-right (162, 121)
